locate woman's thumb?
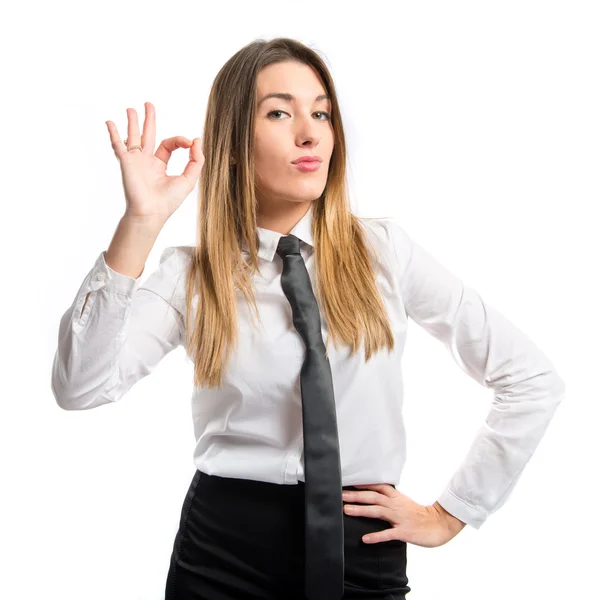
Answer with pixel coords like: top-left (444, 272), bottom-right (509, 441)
top-left (181, 138), bottom-right (204, 182)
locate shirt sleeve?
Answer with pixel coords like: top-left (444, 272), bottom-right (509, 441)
top-left (387, 221), bottom-right (566, 529)
top-left (51, 246), bottom-right (191, 410)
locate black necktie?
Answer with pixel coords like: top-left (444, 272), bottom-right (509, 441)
top-left (276, 234), bottom-right (344, 600)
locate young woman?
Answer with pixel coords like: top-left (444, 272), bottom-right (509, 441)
top-left (51, 37), bottom-right (565, 600)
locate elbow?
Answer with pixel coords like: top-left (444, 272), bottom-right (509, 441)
top-left (51, 377), bottom-right (88, 411)
top-left (51, 373), bottom-right (115, 411)
top-left (52, 381), bottom-right (77, 411)
top-left (50, 355), bottom-right (82, 410)
top-left (50, 350), bottom-right (118, 411)
top-left (51, 357), bottom-right (73, 410)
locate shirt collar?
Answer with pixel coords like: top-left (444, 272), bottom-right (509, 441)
top-left (242, 203), bottom-right (315, 262)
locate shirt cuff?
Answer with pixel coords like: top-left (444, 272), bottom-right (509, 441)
top-left (436, 487), bottom-right (488, 530)
top-left (88, 250), bottom-right (145, 296)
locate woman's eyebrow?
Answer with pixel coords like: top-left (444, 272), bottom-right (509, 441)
top-left (257, 93), bottom-right (330, 108)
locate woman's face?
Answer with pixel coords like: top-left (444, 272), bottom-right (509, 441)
top-left (253, 60), bottom-right (334, 212)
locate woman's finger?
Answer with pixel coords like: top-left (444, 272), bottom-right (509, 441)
top-left (179, 138), bottom-right (204, 187)
top-left (154, 135), bottom-right (193, 166)
top-left (344, 501), bottom-right (388, 521)
top-left (126, 107), bottom-right (142, 150)
top-left (344, 489), bottom-right (394, 509)
top-left (353, 483), bottom-right (398, 498)
top-left (361, 526), bottom-right (400, 544)
top-left (106, 120), bottom-right (127, 159)
top-left (141, 102), bottom-right (156, 153)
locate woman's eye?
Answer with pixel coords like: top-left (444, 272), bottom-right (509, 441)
top-left (267, 110), bottom-right (331, 121)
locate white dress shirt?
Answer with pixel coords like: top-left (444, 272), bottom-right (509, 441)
top-left (51, 203), bottom-right (565, 529)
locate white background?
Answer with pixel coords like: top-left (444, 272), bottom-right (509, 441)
top-left (1, 1), bottom-right (598, 598)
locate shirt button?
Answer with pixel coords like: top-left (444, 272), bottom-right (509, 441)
top-left (96, 272), bottom-right (106, 281)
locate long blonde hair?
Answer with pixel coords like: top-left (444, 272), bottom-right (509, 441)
top-left (185, 37), bottom-right (395, 390)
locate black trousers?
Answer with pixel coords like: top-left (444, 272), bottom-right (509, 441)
top-left (165, 469), bottom-right (411, 599)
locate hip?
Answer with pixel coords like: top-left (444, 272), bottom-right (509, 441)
top-left (166, 469), bottom-right (410, 599)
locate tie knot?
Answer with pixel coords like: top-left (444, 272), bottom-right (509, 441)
top-left (276, 234), bottom-right (301, 258)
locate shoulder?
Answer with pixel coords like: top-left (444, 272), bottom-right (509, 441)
top-left (356, 215), bottom-right (413, 267)
top-left (157, 245), bottom-right (194, 267)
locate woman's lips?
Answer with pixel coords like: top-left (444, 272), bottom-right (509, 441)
top-left (293, 161), bottom-right (321, 172)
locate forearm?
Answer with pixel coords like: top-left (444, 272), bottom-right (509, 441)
top-left (105, 214), bottom-right (166, 279)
